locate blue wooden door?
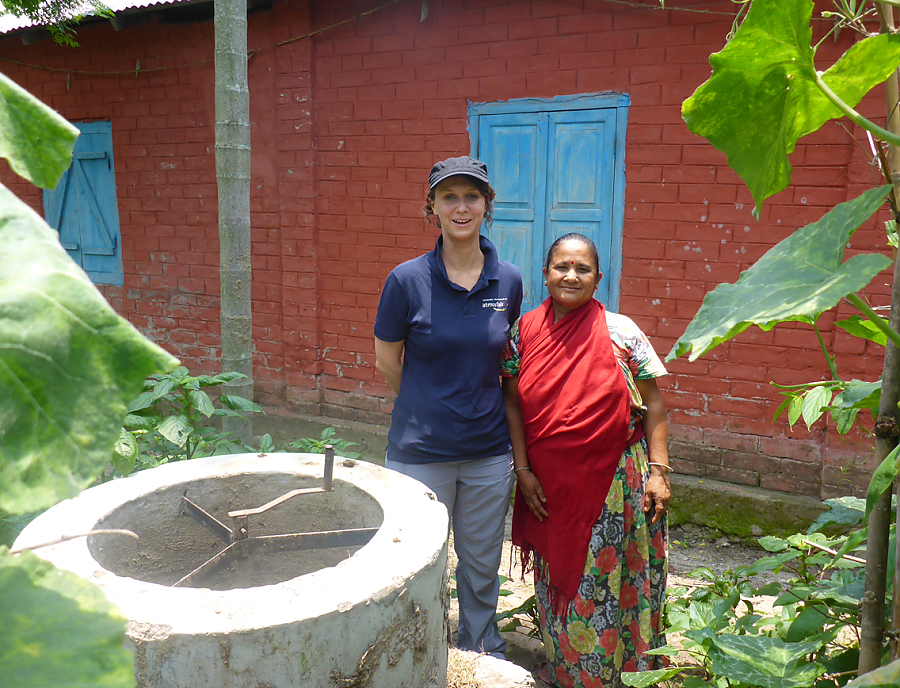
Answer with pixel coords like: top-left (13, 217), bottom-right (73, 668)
top-left (43, 121), bottom-right (123, 285)
top-left (476, 113), bottom-right (548, 312)
top-left (471, 95), bottom-right (628, 312)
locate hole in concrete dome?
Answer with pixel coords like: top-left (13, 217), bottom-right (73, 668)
top-left (87, 472), bottom-right (383, 590)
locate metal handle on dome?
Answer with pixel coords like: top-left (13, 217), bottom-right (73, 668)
top-left (324, 445), bottom-right (334, 492)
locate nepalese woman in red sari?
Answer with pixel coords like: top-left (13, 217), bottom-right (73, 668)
top-left (500, 233), bottom-right (670, 688)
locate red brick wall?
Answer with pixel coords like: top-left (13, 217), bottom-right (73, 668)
top-left (0, 0), bottom-right (891, 499)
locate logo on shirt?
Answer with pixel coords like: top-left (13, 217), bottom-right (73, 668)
top-left (482, 297), bottom-right (509, 312)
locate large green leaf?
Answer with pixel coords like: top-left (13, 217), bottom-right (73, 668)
top-left (845, 658), bottom-right (900, 687)
top-left (682, 0), bottom-right (900, 215)
top-left (0, 183), bottom-right (178, 514)
top-left (0, 72), bottom-right (79, 189)
top-left (667, 186), bottom-right (892, 362)
top-left (0, 548), bottom-right (134, 688)
top-left (707, 634), bottom-right (825, 688)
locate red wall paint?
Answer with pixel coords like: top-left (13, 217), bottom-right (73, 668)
top-left (0, 0), bottom-right (891, 499)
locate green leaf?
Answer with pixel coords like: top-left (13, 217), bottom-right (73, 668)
top-left (0, 185), bottom-right (178, 514)
top-left (257, 433), bottom-right (276, 453)
top-left (126, 390), bottom-right (157, 413)
top-left (688, 566), bottom-right (717, 582)
top-left (195, 371), bottom-right (246, 386)
top-left (157, 415), bottom-right (193, 448)
top-left (755, 581), bottom-right (783, 596)
top-left (218, 394), bottom-right (262, 413)
top-left (188, 390), bottom-right (215, 418)
top-left (111, 428), bottom-right (138, 476)
top-left (644, 645), bottom-right (680, 656)
top-left (681, 0), bottom-right (900, 214)
top-left (667, 186), bottom-right (892, 362)
top-left (150, 375), bottom-right (179, 402)
top-left (836, 315), bottom-right (888, 346)
top-left (787, 395), bottom-right (803, 428)
top-left (746, 551), bottom-right (799, 575)
top-left (123, 413), bottom-right (157, 431)
top-left (785, 604), bottom-right (829, 642)
top-left (802, 386), bottom-right (832, 429)
top-left (886, 219), bottom-right (899, 249)
top-left (0, 549), bottom-right (133, 688)
top-left (759, 536), bottom-right (790, 552)
top-left (807, 496), bottom-right (865, 534)
top-left (706, 634), bottom-right (825, 688)
top-left (622, 668), bottom-right (687, 687)
top-left (831, 406), bottom-right (859, 435)
top-left (321, 426), bottom-right (336, 441)
top-left (866, 444), bottom-right (900, 519)
top-left (0, 73), bottom-right (79, 189)
top-left (833, 380), bottom-right (881, 412)
top-left (845, 658), bottom-right (900, 687)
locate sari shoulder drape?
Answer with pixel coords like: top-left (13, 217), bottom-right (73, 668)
top-left (511, 298), bottom-right (632, 609)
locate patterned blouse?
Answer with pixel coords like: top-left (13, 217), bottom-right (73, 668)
top-left (500, 310), bottom-right (668, 433)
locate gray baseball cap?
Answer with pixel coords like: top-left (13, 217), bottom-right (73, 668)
top-left (428, 156), bottom-right (490, 190)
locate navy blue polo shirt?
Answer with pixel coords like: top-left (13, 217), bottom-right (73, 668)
top-left (374, 235), bottom-right (523, 464)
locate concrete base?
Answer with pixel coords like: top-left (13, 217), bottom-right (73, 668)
top-left (15, 453), bottom-right (450, 688)
top-left (669, 474), bottom-right (827, 537)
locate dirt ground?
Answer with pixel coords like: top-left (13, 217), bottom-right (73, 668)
top-left (448, 511), bottom-right (771, 685)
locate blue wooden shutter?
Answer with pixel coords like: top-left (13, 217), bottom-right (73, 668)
top-left (470, 95), bottom-right (629, 312)
top-left (43, 121), bottom-right (123, 285)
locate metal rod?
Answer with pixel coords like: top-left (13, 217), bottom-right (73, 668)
top-left (182, 496), bottom-right (233, 543)
top-left (227, 487), bottom-right (328, 519)
top-left (324, 445), bottom-right (335, 492)
top-left (173, 541), bottom-right (239, 588)
top-left (241, 527), bottom-right (378, 555)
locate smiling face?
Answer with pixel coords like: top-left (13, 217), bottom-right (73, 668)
top-left (431, 176), bottom-right (486, 244)
top-left (543, 239), bottom-right (602, 321)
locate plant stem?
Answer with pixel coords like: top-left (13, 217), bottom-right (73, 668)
top-left (875, 0), bottom-right (900, 9)
top-left (771, 380), bottom-right (841, 390)
top-left (847, 293), bottom-right (900, 349)
top-left (816, 74), bottom-right (900, 147)
top-left (814, 321), bottom-right (840, 380)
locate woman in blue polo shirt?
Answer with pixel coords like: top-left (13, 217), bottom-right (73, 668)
top-left (374, 156), bottom-right (523, 658)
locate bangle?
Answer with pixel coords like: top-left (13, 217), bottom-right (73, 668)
top-left (648, 462), bottom-right (671, 472)
top-left (514, 466), bottom-right (531, 473)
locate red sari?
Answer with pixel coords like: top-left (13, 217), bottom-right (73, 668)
top-left (511, 298), bottom-right (636, 611)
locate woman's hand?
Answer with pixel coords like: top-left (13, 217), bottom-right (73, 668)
top-left (642, 473), bottom-right (670, 525)
top-left (517, 469), bottom-right (548, 522)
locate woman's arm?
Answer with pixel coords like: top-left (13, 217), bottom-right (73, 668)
top-left (502, 376), bottom-right (548, 521)
top-left (637, 377), bottom-right (670, 525)
top-left (374, 338), bottom-right (404, 395)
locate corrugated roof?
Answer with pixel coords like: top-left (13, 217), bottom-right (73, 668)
top-left (0, 0), bottom-right (187, 34)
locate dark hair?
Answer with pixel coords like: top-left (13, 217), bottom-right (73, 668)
top-left (423, 177), bottom-right (496, 228)
top-left (544, 233), bottom-right (600, 274)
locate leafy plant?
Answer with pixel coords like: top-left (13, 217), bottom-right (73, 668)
top-left (285, 426), bottom-right (361, 459)
top-left (0, 68), bottom-right (178, 686)
top-left (109, 366), bottom-right (261, 477)
top-left (495, 587), bottom-right (541, 638)
top-left (625, 499), bottom-right (881, 687)
top-left (666, 0), bottom-right (900, 674)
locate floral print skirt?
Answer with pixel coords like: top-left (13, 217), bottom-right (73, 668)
top-left (534, 441), bottom-right (668, 688)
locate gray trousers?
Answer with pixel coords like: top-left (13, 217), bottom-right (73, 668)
top-left (386, 451), bottom-right (514, 656)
